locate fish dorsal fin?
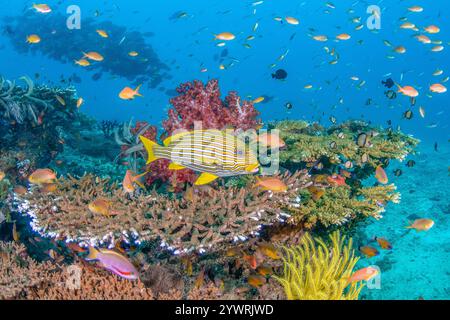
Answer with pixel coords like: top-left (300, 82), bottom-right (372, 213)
top-left (194, 172), bottom-right (219, 185)
top-left (163, 131), bottom-right (191, 146)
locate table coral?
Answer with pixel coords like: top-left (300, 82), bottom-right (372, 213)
top-left (18, 171), bottom-right (311, 254)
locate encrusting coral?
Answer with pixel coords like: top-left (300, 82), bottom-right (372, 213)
top-left (273, 231), bottom-right (362, 300)
top-left (18, 171), bottom-right (312, 254)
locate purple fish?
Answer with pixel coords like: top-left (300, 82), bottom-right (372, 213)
top-left (86, 246), bottom-right (139, 280)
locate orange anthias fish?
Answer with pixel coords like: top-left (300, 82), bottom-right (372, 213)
top-left (247, 274), bottom-right (266, 288)
top-left (96, 29), bottom-right (109, 38)
top-left (256, 265), bottom-right (272, 277)
top-left (348, 267), bottom-right (379, 283)
top-left (32, 3), bottom-right (52, 13)
top-left (88, 198), bottom-right (120, 217)
top-left (254, 177), bottom-right (287, 192)
top-left (75, 59), bottom-right (90, 67)
top-left (257, 242), bottom-right (280, 260)
top-left (122, 170), bottom-right (147, 193)
top-left (429, 83), bottom-right (447, 94)
top-left (26, 34), bottom-right (41, 44)
top-left (307, 186), bottom-right (325, 201)
top-left (214, 32), bottom-right (236, 41)
top-left (285, 16), bottom-right (299, 25)
top-left (359, 245), bottom-right (379, 258)
top-left (243, 253), bottom-right (257, 269)
top-left (327, 174), bottom-right (347, 186)
top-left (28, 169), bottom-right (57, 184)
top-left (13, 185), bottom-right (27, 195)
top-left (76, 97), bottom-right (84, 108)
top-left (336, 33), bottom-right (351, 40)
top-left (424, 25), bottom-right (440, 34)
top-left (397, 85), bottom-right (419, 97)
top-left (375, 237), bottom-right (392, 250)
top-left (82, 51), bottom-right (104, 62)
top-left (375, 166), bottom-right (388, 184)
top-left (257, 132), bottom-right (286, 149)
top-left (406, 218), bottom-right (435, 231)
top-left (39, 183), bottom-right (57, 193)
top-left (0, 171), bottom-right (5, 182)
top-left (119, 85), bottom-right (143, 100)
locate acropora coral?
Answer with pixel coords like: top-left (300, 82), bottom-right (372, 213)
top-left (0, 241), bottom-right (55, 299)
top-left (18, 171), bottom-right (311, 253)
top-left (273, 231), bottom-right (362, 300)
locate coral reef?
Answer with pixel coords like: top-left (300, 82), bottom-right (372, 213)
top-left (288, 184), bottom-right (400, 229)
top-left (18, 171), bottom-right (311, 253)
top-left (30, 265), bottom-right (155, 300)
top-left (3, 12), bottom-right (170, 87)
top-left (0, 75), bottom-right (87, 183)
top-left (273, 231), bottom-right (362, 300)
top-left (0, 241), bottom-right (55, 299)
top-left (273, 120), bottom-right (419, 173)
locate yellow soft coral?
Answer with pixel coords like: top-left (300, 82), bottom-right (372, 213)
top-left (274, 231), bottom-right (363, 300)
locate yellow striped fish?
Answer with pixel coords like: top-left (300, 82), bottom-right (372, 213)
top-left (140, 129), bottom-right (260, 185)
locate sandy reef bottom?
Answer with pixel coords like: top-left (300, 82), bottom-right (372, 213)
top-left (357, 141), bottom-right (449, 300)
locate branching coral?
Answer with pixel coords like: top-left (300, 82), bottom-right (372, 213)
top-left (287, 184), bottom-right (400, 228)
top-left (273, 231), bottom-right (362, 300)
top-left (273, 119), bottom-right (419, 170)
top-left (30, 265), bottom-right (155, 300)
top-left (0, 241), bottom-right (55, 299)
top-left (18, 171), bottom-right (311, 254)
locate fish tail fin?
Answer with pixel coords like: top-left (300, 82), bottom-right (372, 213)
top-left (86, 246), bottom-right (99, 260)
top-left (133, 171), bottom-right (148, 190)
top-left (135, 84), bottom-right (143, 97)
top-left (139, 136), bottom-right (161, 164)
top-left (81, 52), bottom-right (87, 58)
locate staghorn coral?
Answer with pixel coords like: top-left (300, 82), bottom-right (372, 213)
top-left (0, 241), bottom-right (55, 299)
top-left (18, 171), bottom-right (311, 254)
top-left (287, 184), bottom-right (400, 229)
top-left (30, 264), bottom-right (155, 300)
top-left (273, 231), bottom-right (362, 300)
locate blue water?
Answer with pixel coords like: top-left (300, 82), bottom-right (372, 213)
top-left (0, 0), bottom-right (448, 299)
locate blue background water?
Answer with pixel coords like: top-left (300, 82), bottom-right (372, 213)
top-left (0, 0), bottom-right (448, 299)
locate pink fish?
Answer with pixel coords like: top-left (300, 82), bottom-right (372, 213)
top-left (86, 246), bottom-right (139, 280)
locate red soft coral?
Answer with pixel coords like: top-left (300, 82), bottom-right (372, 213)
top-left (163, 79), bottom-right (261, 134)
